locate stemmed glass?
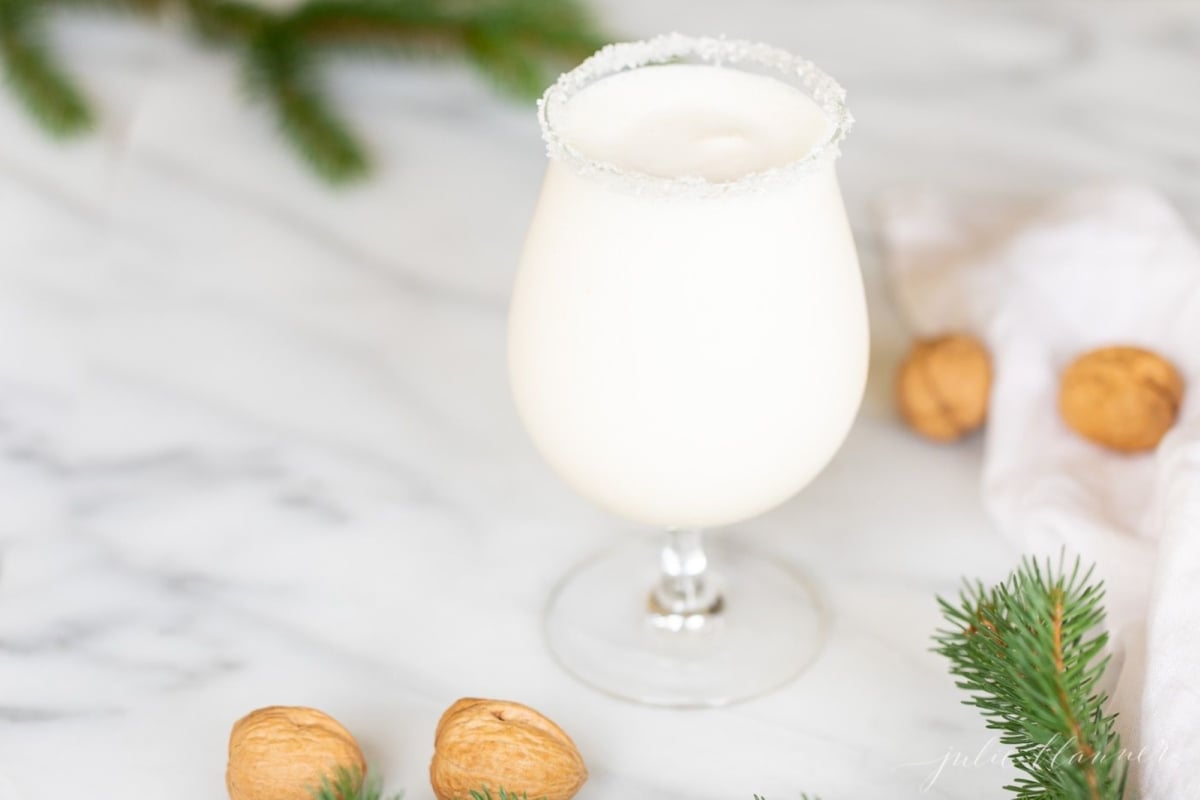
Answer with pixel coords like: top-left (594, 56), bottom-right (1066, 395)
top-left (508, 34), bottom-right (867, 707)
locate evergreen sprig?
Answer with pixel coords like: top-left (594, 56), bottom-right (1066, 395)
top-left (308, 768), bottom-right (547, 800)
top-left (310, 766), bottom-right (402, 800)
top-left (315, 766), bottom-right (822, 800)
top-left (243, 18), bottom-right (371, 183)
top-left (935, 557), bottom-right (1127, 800)
top-left (466, 789), bottom-right (532, 800)
top-left (0, 0), bottom-right (606, 183)
top-left (0, 0), bottom-right (93, 135)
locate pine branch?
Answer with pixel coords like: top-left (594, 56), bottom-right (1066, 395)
top-left (288, 0), bottom-right (605, 99)
top-left (934, 557), bottom-right (1127, 800)
top-left (310, 766), bottom-right (402, 800)
top-left (0, 0), bottom-right (92, 135)
top-left (461, 0), bottom-right (604, 97)
top-left (243, 20), bottom-right (369, 184)
top-left (306, 770), bottom-right (554, 800)
top-left (183, 0), bottom-right (270, 42)
top-left (462, 26), bottom-right (544, 98)
top-left (48, 0), bottom-right (165, 12)
top-left (467, 790), bottom-right (531, 800)
top-left (0, 0), bottom-right (609, 182)
top-left (288, 0), bottom-right (473, 52)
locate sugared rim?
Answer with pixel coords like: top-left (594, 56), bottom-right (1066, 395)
top-left (537, 33), bottom-right (854, 198)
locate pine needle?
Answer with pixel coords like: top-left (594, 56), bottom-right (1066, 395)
top-left (462, 27), bottom-right (545, 98)
top-left (49, 0), bottom-right (165, 12)
top-left (934, 556), bottom-right (1128, 800)
top-left (243, 21), bottom-right (369, 184)
top-left (0, 0), bottom-right (609, 181)
top-left (309, 766), bottom-right (402, 800)
top-left (183, 0), bottom-right (268, 42)
top-left (306, 771), bottom-right (551, 800)
top-left (0, 0), bottom-right (92, 135)
top-left (288, 0), bottom-right (604, 99)
top-left (467, 790), bottom-right (532, 800)
top-left (462, 0), bottom-right (604, 98)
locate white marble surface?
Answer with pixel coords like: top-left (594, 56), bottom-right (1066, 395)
top-left (1, 2), bottom-right (1198, 798)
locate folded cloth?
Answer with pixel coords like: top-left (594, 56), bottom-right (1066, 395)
top-left (878, 184), bottom-right (1200, 799)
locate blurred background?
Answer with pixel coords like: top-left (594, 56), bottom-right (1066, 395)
top-left (0, 1), bottom-right (1198, 799)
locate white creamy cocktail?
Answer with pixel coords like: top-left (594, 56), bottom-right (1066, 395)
top-left (508, 35), bottom-right (867, 707)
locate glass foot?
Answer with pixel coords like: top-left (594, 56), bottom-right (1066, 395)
top-left (544, 537), bottom-right (826, 708)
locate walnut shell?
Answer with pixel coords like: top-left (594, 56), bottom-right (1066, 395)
top-left (430, 698), bottom-right (587, 800)
top-left (227, 706), bottom-right (366, 800)
top-left (1059, 345), bottom-right (1184, 452)
top-left (896, 334), bottom-right (992, 442)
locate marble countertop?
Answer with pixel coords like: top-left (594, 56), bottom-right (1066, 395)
top-left (2, 1), bottom-right (1198, 798)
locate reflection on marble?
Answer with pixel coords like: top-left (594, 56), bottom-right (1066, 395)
top-left (0, 1), bottom-right (1197, 798)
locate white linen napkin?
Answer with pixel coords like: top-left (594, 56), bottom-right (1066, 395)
top-left (878, 184), bottom-right (1200, 799)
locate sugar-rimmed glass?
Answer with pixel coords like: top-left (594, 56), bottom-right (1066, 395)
top-left (509, 34), bottom-right (867, 707)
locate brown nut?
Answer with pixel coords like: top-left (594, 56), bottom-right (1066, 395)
top-left (896, 334), bottom-right (992, 442)
top-left (430, 698), bottom-right (587, 800)
top-left (1059, 345), bottom-right (1184, 452)
top-left (227, 706), bottom-right (366, 800)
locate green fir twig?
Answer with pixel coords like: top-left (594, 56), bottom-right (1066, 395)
top-left (0, 0), bottom-right (608, 183)
top-left (0, 0), bottom-right (91, 135)
top-left (309, 766), bottom-right (401, 800)
top-left (44, 0), bottom-right (165, 11)
top-left (288, 0), bottom-right (605, 97)
top-left (306, 769), bottom-right (554, 800)
top-left (243, 20), bottom-right (370, 184)
top-left (466, 789), bottom-right (532, 800)
top-left (935, 556), bottom-right (1127, 800)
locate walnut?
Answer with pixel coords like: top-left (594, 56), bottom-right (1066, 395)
top-left (226, 706), bottom-right (366, 800)
top-left (896, 334), bottom-right (992, 442)
top-left (1059, 345), bottom-right (1184, 452)
top-left (430, 698), bottom-right (587, 800)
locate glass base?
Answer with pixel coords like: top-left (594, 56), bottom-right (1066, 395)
top-left (544, 537), bottom-right (826, 708)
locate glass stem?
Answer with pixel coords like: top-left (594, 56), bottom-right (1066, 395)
top-left (649, 529), bottom-right (724, 630)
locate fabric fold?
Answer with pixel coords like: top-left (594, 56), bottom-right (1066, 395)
top-left (879, 184), bottom-right (1200, 799)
